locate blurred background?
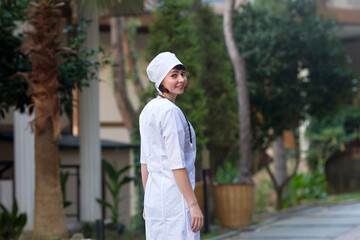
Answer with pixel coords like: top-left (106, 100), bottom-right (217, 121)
top-left (0, 0), bottom-right (359, 239)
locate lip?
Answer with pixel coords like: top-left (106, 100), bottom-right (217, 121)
top-left (176, 86), bottom-right (184, 90)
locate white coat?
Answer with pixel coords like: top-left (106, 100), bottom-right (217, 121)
top-left (139, 98), bottom-right (199, 240)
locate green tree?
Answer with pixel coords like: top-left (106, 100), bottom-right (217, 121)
top-left (0, 2), bottom-right (107, 237)
top-left (233, 0), bottom-right (354, 209)
top-left (0, 0), bottom-right (31, 117)
top-left (196, 4), bottom-right (239, 176)
top-left (130, 1), bottom-right (240, 229)
top-left (147, 0), bottom-right (239, 174)
top-left (1, 0), bottom-right (144, 237)
top-left (147, 0), bottom-right (209, 157)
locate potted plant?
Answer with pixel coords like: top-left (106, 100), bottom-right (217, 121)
top-left (212, 161), bottom-right (255, 228)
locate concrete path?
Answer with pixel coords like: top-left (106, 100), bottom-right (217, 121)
top-left (212, 202), bottom-right (360, 240)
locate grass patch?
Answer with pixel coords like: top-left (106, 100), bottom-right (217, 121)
top-left (312, 192), bottom-right (360, 204)
top-left (105, 231), bottom-right (145, 240)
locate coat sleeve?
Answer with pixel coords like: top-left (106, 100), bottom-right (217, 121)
top-left (162, 107), bottom-right (186, 170)
top-left (139, 113), bottom-right (148, 165)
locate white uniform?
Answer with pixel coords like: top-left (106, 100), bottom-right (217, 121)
top-left (139, 98), bottom-right (199, 240)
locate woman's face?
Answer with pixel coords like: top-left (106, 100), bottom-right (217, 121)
top-left (161, 68), bottom-right (187, 96)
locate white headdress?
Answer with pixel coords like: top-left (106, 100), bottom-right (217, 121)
top-left (146, 52), bottom-right (183, 92)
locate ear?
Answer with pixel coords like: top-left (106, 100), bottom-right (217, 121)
top-left (159, 84), bottom-right (169, 93)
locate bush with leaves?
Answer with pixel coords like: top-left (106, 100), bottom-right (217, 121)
top-left (0, 199), bottom-right (27, 240)
top-left (60, 170), bottom-right (72, 208)
top-left (96, 160), bottom-right (135, 233)
top-left (306, 105), bottom-right (360, 167)
top-left (214, 161), bottom-right (238, 184)
top-left (282, 162), bottom-right (328, 208)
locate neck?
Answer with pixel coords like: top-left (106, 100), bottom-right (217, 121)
top-left (159, 92), bottom-right (176, 103)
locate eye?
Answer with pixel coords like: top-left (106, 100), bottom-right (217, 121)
top-left (181, 72), bottom-right (186, 77)
top-left (171, 74), bottom-right (177, 78)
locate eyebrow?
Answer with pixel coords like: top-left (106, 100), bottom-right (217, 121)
top-left (171, 69), bottom-right (185, 73)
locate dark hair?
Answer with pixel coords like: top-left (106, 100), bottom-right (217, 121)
top-left (159, 64), bottom-right (186, 93)
top-left (159, 84), bottom-right (169, 93)
top-left (173, 64), bottom-right (186, 71)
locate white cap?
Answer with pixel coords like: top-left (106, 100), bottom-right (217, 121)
top-left (146, 52), bottom-right (183, 90)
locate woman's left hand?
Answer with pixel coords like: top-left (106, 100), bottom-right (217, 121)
top-left (190, 205), bottom-right (204, 232)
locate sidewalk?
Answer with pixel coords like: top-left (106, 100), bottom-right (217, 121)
top-left (208, 201), bottom-right (360, 240)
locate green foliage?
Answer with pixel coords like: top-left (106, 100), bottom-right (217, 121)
top-left (59, 20), bottom-right (111, 117)
top-left (147, 1), bottom-right (239, 175)
top-left (60, 171), bottom-right (72, 208)
top-left (195, 4), bottom-right (239, 172)
top-left (214, 161), bottom-right (238, 184)
top-left (146, 0), bottom-right (209, 156)
top-left (96, 160), bottom-right (135, 227)
top-left (233, 0), bottom-right (355, 147)
top-left (0, 5), bottom-right (109, 119)
top-left (129, 120), bottom-right (144, 231)
top-left (306, 105), bottom-right (360, 165)
top-left (124, 19), bottom-right (142, 85)
top-left (0, 0), bottom-right (31, 118)
top-left (148, 0), bottom-right (200, 78)
top-left (255, 178), bottom-right (273, 213)
top-left (0, 199), bottom-right (27, 240)
top-left (282, 162), bottom-right (328, 208)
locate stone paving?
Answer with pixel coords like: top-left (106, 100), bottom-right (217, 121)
top-left (212, 202), bottom-right (360, 240)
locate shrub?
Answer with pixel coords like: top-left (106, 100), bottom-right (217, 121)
top-left (0, 199), bottom-right (27, 240)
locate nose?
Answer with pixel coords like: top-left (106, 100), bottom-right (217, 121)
top-left (178, 75), bottom-right (186, 82)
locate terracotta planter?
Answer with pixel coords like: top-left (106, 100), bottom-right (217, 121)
top-left (212, 184), bottom-right (255, 228)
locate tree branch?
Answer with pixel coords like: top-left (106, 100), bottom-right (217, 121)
top-left (111, 16), bottom-right (135, 131)
top-left (123, 18), bottom-right (144, 97)
top-left (261, 147), bottom-right (279, 188)
top-left (280, 133), bottom-right (301, 189)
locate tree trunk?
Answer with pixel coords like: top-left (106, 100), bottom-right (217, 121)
top-left (110, 16), bottom-right (135, 131)
top-left (265, 133), bottom-right (301, 210)
top-left (273, 135), bottom-right (287, 186)
top-left (273, 135), bottom-right (288, 210)
top-left (275, 187), bottom-right (283, 210)
top-left (20, 2), bottom-right (68, 237)
top-left (33, 111), bottom-right (67, 238)
top-left (223, 0), bottom-right (253, 184)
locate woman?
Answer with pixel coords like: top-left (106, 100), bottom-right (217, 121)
top-left (139, 52), bottom-right (204, 240)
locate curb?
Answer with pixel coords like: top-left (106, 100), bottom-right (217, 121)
top-left (205, 203), bottom-right (349, 240)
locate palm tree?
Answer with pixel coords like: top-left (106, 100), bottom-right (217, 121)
top-left (17, 0), bottom-right (145, 237)
top-left (18, 2), bottom-right (69, 238)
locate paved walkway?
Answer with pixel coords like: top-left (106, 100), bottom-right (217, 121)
top-left (210, 202), bottom-right (360, 240)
